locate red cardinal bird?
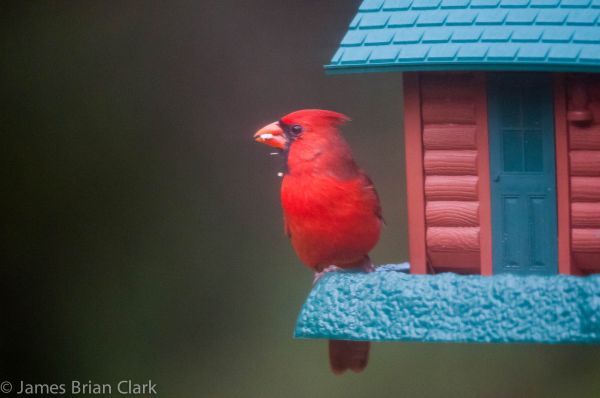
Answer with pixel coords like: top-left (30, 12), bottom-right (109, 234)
top-left (254, 109), bottom-right (382, 374)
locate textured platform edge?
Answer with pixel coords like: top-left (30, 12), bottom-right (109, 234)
top-left (294, 265), bottom-right (600, 343)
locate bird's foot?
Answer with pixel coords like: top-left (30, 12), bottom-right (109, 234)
top-left (312, 257), bottom-right (375, 285)
top-left (313, 265), bottom-right (341, 285)
top-left (355, 256), bottom-right (375, 273)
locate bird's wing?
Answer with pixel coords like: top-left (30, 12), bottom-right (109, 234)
top-left (360, 171), bottom-right (383, 223)
top-left (283, 213), bottom-right (292, 238)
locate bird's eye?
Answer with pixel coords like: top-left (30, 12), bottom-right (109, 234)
top-left (291, 125), bottom-right (303, 135)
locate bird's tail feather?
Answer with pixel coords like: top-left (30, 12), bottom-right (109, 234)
top-left (328, 340), bottom-right (370, 374)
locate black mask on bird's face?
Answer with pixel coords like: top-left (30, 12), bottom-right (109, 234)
top-left (254, 120), bottom-right (304, 153)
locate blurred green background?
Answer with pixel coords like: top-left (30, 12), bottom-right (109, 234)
top-left (2, 1), bottom-right (599, 397)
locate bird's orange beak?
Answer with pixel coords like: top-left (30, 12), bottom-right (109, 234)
top-left (253, 122), bottom-right (287, 150)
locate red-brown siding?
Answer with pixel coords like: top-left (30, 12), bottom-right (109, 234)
top-left (404, 72), bottom-right (492, 274)
top-left (566, 75), bottom-right (600, 274)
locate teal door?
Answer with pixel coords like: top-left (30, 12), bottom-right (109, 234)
top-left (488, 74), bottom-right (558, 275)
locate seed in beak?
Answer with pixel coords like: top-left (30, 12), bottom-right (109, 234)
top-left (254, 121), bottom-right (287, 149)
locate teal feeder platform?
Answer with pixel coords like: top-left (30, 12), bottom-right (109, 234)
top-left (295, 0), bottom-right (600, 345)
top-left (295, 264), bottom-right (600, 343)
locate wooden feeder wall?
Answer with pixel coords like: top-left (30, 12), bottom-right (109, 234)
top-left (404, 72), bottom-right (600, 276)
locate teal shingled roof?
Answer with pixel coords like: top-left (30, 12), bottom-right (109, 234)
top-left (327, 0), bottom-right (600, 72)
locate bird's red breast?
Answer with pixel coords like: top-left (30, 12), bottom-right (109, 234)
top-left (281, 170), bottom-right (381, 271)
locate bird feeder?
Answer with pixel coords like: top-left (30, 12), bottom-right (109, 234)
top-left (295, 0), bottom-right (600, 344)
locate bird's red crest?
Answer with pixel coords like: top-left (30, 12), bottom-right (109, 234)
top-left (280, 109), bottom-right (350, 128)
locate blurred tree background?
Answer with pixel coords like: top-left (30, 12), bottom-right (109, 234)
top-left (2, 1), bottom-right (599, 397)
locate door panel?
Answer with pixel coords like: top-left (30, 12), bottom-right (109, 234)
top-left (488, 74), bottom-right (558, 275)
top-left (502, 195), bottom-right (521, 269)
